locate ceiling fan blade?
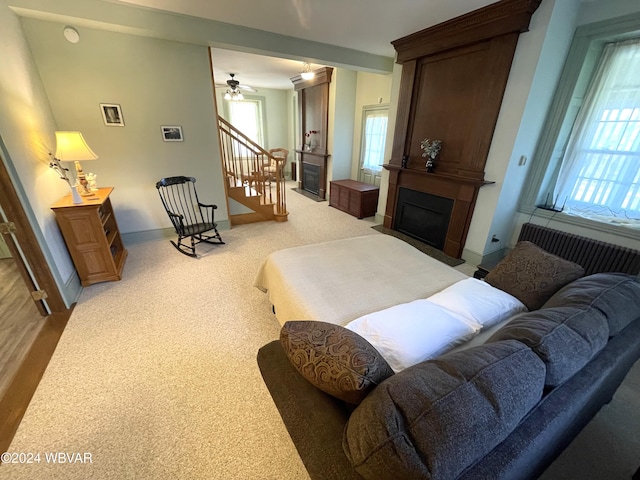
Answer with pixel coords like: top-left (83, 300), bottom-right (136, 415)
top-left (218, 74), bottom-right (258, 93)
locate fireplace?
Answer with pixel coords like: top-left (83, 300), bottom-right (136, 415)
top-left (382, 1), bottom-right (538, 258)
top-left (297, 150), bottom-right (329, 199)
top-left (303, 164), bottom-right (320, 195)
top-left (384, 166), bottom-right (491, 258)
top-left (395, 188), bottom-right (453, 250)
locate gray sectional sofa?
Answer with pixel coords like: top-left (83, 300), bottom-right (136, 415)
top-left (258, 270), bottom-right (640, 480)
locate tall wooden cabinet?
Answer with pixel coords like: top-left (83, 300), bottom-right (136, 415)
top-left (51, 187), bottom-right (127, 287)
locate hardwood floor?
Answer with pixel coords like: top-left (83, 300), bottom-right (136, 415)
top-left (0, 258), bottom-right (46, 398)
top-left (0, 257), bottom-right (72, 454)
top-left (0, 150), bottom-right (73, 455)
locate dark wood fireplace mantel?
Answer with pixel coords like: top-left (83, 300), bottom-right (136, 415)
top-left (384, 0), bottom-right (541, 258)
top-left (384, 164), bottom-right (494, 188)
top-left (291, 67), bottom-right (333, 199)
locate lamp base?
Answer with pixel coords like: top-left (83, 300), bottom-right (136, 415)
top-left (76, 174), bottom-right (93, 196)
top-left (75, 161), bottom-right (94, 196)
top-left (70, 185), bottom-right (82, 204)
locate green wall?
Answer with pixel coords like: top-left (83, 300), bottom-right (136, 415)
top-left (21, 17), bottom-right (229, 237)
top-left (329, 69), bottom-right (358, 183)
top-left (0, 1), bottom-right (79, 305)
top-left (0, 0), bottom-right (395, 304)
top-left (350, 71), bottom-right (394, 180)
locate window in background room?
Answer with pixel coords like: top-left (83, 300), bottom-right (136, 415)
top-left (358, 105), bottom-right (389, 186)
top-left (554, 39), bottom-right (640, 222)
top-left (228, 98), bottom-right (264, 145)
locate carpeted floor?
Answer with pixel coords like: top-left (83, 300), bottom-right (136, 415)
top-left (371, 224), bottom-right (464, 267)
top-left (3, 180), bottom-right (639, 479)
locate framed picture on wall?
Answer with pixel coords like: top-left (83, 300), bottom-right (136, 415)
top-left (161, 125), bottom-right (183, 142)
top-left (100, 103), bottom-right (125, 126)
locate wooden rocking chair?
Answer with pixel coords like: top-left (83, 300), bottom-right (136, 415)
top-left (155, 176), bottom-right (224, 257)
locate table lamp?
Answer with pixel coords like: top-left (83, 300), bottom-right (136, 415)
top-left (54, 131), bottom-right (98, 196)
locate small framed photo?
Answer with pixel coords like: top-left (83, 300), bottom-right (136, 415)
top-left (100, 103), bottom-right (124, 126)
top-left (161, 125), bottom-right (183, 142)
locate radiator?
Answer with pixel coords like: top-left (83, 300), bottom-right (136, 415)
top-left (518, 223), bottom-right (640, 276)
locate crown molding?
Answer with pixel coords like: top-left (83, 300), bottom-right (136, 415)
top-left (392, 0), bottom-right (542, 63)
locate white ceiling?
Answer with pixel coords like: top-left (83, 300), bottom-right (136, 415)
top-left (114, 0), bottom-right (501, 90)
top-left (210, 49), bottom-right (325, 91)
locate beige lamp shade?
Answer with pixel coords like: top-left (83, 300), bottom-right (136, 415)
top-left (54, 131), bottom-right (98, 161)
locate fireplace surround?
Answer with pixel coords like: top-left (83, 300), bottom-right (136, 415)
top-left (383, 0), bottom-right (541, 258)
top-left (386, 166), bottom-right (491, 257)
top-left (291, 67), bottom-right (333, 199)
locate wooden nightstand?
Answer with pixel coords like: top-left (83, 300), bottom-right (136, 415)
top-left (51, 187), bottom-right (127, 287)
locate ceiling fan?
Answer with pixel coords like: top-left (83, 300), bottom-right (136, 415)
top-left (217, 73), bottom-right (257, 100)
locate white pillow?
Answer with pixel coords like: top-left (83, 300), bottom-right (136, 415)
top-left (346, 299), bottom-right (480, 373)
top-left (428, 278), bottom-right (527, 328)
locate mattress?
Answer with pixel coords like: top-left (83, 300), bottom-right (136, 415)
top-left (253, 234), bottom-right (467, 326)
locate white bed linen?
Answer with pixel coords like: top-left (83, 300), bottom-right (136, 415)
top-left (428, 278), bottom-right (527, 328)
top-left (346, 298), bottom-right (481, 372)
top-left (253, 234), bottom-right (467, 326)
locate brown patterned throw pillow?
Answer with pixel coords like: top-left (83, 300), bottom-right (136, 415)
top-left (485, 241), bottom-right (585, 311)
top-left (280, 321), bottom-right (394, 404)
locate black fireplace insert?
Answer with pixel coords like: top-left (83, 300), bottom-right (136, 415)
top-left (394, 187), bottom-right (453, 251)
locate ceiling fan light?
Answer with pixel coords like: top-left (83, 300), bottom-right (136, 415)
top-left (301, 62), bottom-right (314, 80)
top-left (224, 73), bottom-right (248, 100)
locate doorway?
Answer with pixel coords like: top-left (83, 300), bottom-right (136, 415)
top-left (0, 226), bottom-right (45, 397)
top-left (358, 104), bottom-right (389, 187)
top-left (0, 144), bottom-right (72, 452)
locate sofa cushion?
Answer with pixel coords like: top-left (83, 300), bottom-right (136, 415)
top-left (343, 340), bottom-right (546, 480)
top-left (485, 241), bottom-right (585, 310)
top-left (542, 273), bottom-right (640, 337)
top-left (280, 320), bottom-right (394, 405)
top-left (488, 305), bottom-right (609, 387)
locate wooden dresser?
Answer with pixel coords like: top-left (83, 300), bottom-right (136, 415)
top-left (329, 179), bottom-right (379, 219)
top-left (51, 187), bottom-right (127, 287)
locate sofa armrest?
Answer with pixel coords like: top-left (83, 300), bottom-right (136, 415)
top-left (257, 341), bottom-right (363, 480)
top-left (460, 316), bottom-right (640, 480)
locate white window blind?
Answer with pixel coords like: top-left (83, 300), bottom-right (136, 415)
top-left (361, 110), bottom-right (388, 172)
top-left (228, 99), bottom-right (264, 145)
top-left (555, 38), bottom-right (640, 223)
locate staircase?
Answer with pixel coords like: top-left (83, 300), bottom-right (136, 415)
top-left (217, 116), bottom-right (288, 224)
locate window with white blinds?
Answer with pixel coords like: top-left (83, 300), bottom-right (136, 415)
top-left (228, 99), bottom-right (264, 145)
top-left (554, 39), bottom-right (640, 221)
top-left (360, 108), bottom-right (388, 172)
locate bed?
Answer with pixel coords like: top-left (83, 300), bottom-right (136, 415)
top-left (256, 226), bottom-right (640, 480)
top-left (253, 234), bottom-right (467, 327)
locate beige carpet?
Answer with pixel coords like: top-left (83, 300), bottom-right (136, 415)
top-left (3, 181), bottom-right (639, 479)
top-left (3, 183), bottom-right (383, 480)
